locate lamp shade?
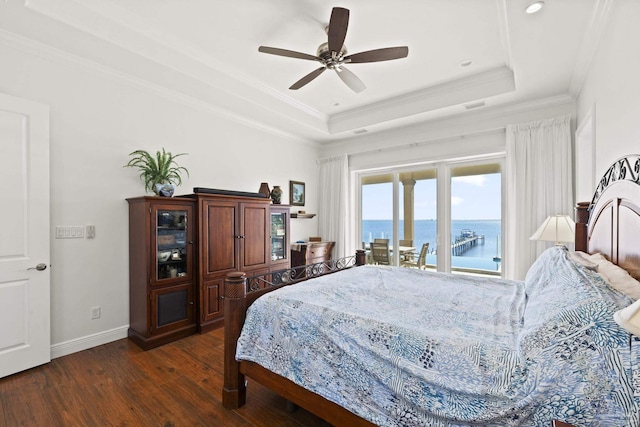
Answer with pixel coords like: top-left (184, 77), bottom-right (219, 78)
top-left (614, 298), bottom-right (640, 336)
top-left (530, 214), bottom-right (575, 245)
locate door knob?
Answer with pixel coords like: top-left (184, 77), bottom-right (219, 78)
top-left (27, 263), bottom-right (47, 271)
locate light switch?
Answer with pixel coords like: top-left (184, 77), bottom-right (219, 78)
top-left (55, 226), bottom-right (85, 239)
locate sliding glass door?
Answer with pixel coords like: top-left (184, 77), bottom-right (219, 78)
top-left (450, 163), bottom-right (502, 275)
top-left (361, 168), bottom-right (437, 269)
top-left (359, 158), bottom-right (502, 276)
top-left (361, 175), bottom-right (393, 244)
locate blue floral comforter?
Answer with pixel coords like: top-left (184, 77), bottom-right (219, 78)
top-left (236, 247), bottom-right (640, 426)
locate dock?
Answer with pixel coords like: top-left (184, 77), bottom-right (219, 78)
top-left (451, 229), bottom-right (483, 256)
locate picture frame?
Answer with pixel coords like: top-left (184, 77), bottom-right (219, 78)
top-left (289, 180), bottom-right (305, 206)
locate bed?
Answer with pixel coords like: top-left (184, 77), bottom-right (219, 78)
top-left (222, 155), bottom-right (640, 426)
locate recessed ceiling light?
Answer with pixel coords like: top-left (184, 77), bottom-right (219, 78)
top-left (525, 1), bottom-right (544, 14)
top-left (459, 59), bottom-right (473, 68)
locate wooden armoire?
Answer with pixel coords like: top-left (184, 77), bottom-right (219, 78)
top-left (195, 190), bottom-right (272, 332)
top-left (127, 188), bottom-right (290, 348)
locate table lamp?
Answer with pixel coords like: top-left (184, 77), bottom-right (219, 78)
top-left (530, 214), bottom-right (576, 246)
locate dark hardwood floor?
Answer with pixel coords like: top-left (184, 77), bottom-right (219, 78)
top-left (0, 328), bottom-right (332, 427)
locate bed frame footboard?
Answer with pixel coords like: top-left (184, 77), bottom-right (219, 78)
top-left (222, 250), bottom-right (366, 410)
top-left (222, 271), bottom-right (248, 408)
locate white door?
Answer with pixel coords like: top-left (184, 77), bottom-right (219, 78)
top-left (0, 92), bottom-right (50, 378)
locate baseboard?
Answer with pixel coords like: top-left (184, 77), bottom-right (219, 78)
top-left (50, 325), bottom-right (129, 359)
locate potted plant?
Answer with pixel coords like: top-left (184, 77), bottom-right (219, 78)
top-left (124, 148), bottom-right (189, 196)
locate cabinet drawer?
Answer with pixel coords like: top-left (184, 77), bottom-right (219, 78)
top-left (307, 246), bottom-right (330, 259)
top-left (307, 256), bottom-right (328, 265)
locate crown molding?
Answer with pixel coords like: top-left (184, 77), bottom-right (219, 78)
top-left (328, 66), bottom-right (515, 134)
top-left (323, 94), bottom-right (574, 156)
top-left (6, 0), bottom-right (587, 146)
top-left (0, 28), bottom-right (320, 145)
top-left (19, 0), bottom-right (520, 141)
top-left (568, 0), bottom-right (615, 96)
top-left (495, 0), bottom-right (513, 70)
top-left (24, 0), bottom-right (328, 125)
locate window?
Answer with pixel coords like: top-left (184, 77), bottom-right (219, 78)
top-left (359, 158), bottom-right (503, 276)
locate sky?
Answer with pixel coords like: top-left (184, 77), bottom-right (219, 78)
top-left (362, 173), bottom-right (501, 220)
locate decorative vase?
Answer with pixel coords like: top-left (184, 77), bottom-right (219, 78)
top-left (258, 182), bottom-right (271, 199)
top-left (270, 185), bottom-right (282, 204)
top-left (154, 183), bottom-right (175, 197)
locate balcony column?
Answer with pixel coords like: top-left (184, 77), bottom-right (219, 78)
top-left (401, 178), bottom-right (416, 241)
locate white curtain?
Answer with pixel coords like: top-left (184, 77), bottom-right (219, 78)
top-left (317, 154), bottom-right (349, 258)
top-left (505, 115), bottom-right (573, 280)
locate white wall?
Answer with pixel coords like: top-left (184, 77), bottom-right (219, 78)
top-left (0, 40), bottom-right (320, 355)
top-left (576, 1), bottom-right (640, 187)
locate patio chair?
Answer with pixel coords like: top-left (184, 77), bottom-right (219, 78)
top-left (399, 239), bottom-right (414, 261)
top-left (371, 239), bottom-right (391, 265)
top-left (402, 242), bottom-right (429, 269)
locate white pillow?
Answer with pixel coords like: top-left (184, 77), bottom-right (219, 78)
top-left (586, 253), bottom-right (640, 300)
top-left (569, 251), bottom-right (599, 270)
top-left (614, 298), bottom-right (640, 336)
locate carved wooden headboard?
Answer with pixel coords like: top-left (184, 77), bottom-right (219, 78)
top-left (575, 155), bottom-right (640, 280)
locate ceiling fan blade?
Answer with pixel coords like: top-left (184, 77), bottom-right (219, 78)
top-left (328, 7), bottom-right (349, 54)
top-left (335, 66), bottom-right (365, 93)
top-left (258, 46), bottom-right (320, 61)
top-left (345, 46), bottom-right (409, 63)
top-left (289, 67), bottom-right (326, 90)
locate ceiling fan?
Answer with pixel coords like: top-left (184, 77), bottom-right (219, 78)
top-left (258, 7), bottom-right (409, 93)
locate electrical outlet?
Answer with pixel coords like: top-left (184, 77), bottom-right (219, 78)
top-left (91, 306), bottom-right (101, 320)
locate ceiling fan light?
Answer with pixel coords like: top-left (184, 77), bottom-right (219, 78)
top-left (525, 1), bottom-right (544, 14)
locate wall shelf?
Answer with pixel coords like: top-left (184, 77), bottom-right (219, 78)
top-left (290, 213), bottom-right (316, 219)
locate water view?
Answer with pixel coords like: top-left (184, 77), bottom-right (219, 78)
top-left (363, 219), bottom-right (502, 272)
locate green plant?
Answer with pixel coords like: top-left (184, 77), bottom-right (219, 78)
top-left (124, 148), bottom-right (189, 193)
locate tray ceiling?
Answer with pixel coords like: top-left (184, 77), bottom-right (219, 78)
top-left (0, 0), bottom-right (609, 143)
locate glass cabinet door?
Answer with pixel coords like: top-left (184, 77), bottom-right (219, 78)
top-left (155, 208), bottom-right (190, 281)
top-left (271, 211), bottom-right (287, 261)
